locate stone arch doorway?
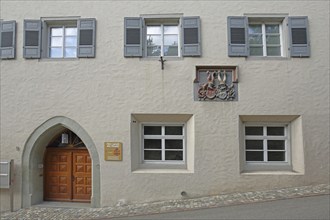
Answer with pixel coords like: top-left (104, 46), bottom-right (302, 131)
top-left (22, 116), bottom-right (100, 208)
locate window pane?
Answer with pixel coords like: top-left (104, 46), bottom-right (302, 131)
top-left (249, 46), bottom-right (263, 56)
top-left (268, 140), bottom-right (285, 150)
top-left (51, 28), bottom-right (63, 36)
top-left (248, 25), bottom-right (262, 34)
top-left (292, 28), bottom-right (307, 44)
top-left (147, 26), bottom-right (161, 35)
top-left (144, 150), bottom-right (161, 160)
top-left (268, 152), bottom-right (285, 161)
top-left (249, 35), bottom-right (262, 44)
top-left (79, 30), bottom-right (93, 45)
top-left (267, 127), bottom-right (284, 136)
top-left (165, 140), bottom-right (183, 149)
top-left (245, 140), bottom-right (263, 150)
top-left (184, 28), bottom-right (198, 44)
top-left (65, 28), bottom-right (77, 36)
top-left (126, 29), bottom-right (140, 44)
top-left (144, 126), bottom-right (161, 135)
top-left (164, 26), bottom-right (178, 34)
top-left (50, 48), bottom-right (63, 58)
top-left (266, 46), bottom-right (281, 56)
top-left (164, 46), bottom-right (178, 56)
top-left (147, 46), bottom-right (161, 56)
top-left (266, 35), bottom-right (280, 44)
top-left (65, 36), bottom-right (77, 46)
top-left (164, 35), bottom-right (178, 46)
top-left (165, 151), bottom-right (183, 161)
top-left (1, 32), bottom-right (13, 47)
top-left (246, 151), bottom-right (263, 161)
top-left (64, 48), bottom-right (77, 58)
top-left (165, 126), bottom-right (182, 135)
top-left (144, 139), bottom-right (161, 149)
top-left (51, 37), bottom-right (63, 47)
top-left (266, 25), bottom-right (279, 33)
top-left (245, 126), bottom-right (263, 135)
top-left (147, 35), bottom-right (161, 46)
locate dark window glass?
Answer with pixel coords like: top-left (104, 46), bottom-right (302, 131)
top-left (144, 150), bottom-right (161, 160)
top-left (165, 140), bottom-right (183, 149)
top-left (267, 127), bottom-right (284, 136)
top-left (25, 31), bottom-right (39, 46)
top-left (144, 126), bottom-right (161, 135)
top-left (246, 151), bottom-right (263, 161)
top-left (268, 152), bottom-right (285, 161)
top-left (126, 29), bottom-right (140, 44)
top-left (144, 139), bottom-right (161, 149)
top-left (165, 151), bottom-right (183, 160)
top-left (245, 140), bottom-right (263, 150)
top-left (268, 140), bottom-right (285, 150)
top-left (1, 32), bottom-right (13, 47)
top-left (184, 28), bottom-right (198, 44)
top-left (292, 28), bottom-right (307, 44)
top-left (245, 126), bottom-right (263, 135)
top-left (79, 30), bottom-right (93, 45)
top-left (165, 126), bottom-right (182, 135)
top-left (231, 28), bottom-right (245, 44)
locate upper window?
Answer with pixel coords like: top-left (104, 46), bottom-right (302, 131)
top-left (142, 124), bottom-right (185, 163)
top-left (23, 18), bottom-right (96, 59)
top-left (248, 23), bottom-right (282, 56)
top-left (146, 25), bottom-right (180, 57)
top-left (124, 16), bottom-right (201, 58)
top-left (228, 16), bottom-right (310, 57)
top-left (49, 26), bottom-right (78, 58)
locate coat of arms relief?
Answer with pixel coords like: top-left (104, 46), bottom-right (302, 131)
top-left (194, 66), bottom-right (238, 101)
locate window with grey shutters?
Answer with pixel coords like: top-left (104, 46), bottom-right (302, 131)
top-left (125, 15), bottom-right (201, 58)
top-left (228, 15), bottom-right (310, 58)
top-left (124, 17), bottom-right (142, 57)
top-left (288, 16), bottom-right (310, 57)
top-left (0, 20), bottom-right (16, 59)
top-left (24, 17), bottom-right (96, 59)
top-left (182, 16), bottom-right (201, 57)
top-left (23, 20), bottom-right (41, 59)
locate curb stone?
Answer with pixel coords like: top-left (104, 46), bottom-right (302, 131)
top-left (1, 184), bottom-right (329, 220)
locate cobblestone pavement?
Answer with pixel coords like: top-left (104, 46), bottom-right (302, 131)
top-left (1, 184), bottom-right (329, 220)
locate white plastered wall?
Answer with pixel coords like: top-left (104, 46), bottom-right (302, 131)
top-left (0, 0), bottom-right (329, 211)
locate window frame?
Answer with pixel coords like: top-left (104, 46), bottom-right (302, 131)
top-left (248, 21), bottom-right (283, 57)
top-left (141, 123), bottom-right (186, 165)
top-left (48, 25), bottom-right (78, 58)
top-left (144, 17), bottom-right (181, 58)
top-left (146, 23), bottom-right (181, 57)
top-left (243, 122), bottom-right (291, 171)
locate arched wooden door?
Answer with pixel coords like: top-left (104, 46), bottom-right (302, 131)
top-left (44, 130), bottom-right (92, 202)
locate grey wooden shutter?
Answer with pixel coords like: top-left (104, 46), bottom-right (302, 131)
top-left (0, 20), bottom-right (16, 59)
top-left (23, 20), bottom-right (41, 59)
top-left (227, 16), bottom-right (248, 57)
top-left (78, 18), bottom-right (96, 58)
top-left (124, 17), bottom-right (142, 57)
top-left (182, 16), bottom-right (201, 57)
top-left (288, 16), bottom-right (310, 57)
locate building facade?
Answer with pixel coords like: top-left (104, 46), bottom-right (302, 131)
top-left (0, 0), bottom-right (329, 211)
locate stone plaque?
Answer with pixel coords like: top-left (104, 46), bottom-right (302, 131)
top-left (194, 66), bottom-right (238, 101)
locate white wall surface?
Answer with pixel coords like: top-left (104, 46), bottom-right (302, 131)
top-left (0, 0), bottom-right (329, 211)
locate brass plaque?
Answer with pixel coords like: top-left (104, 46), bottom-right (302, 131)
top-left (104, 142), bottom-right (122, 161)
